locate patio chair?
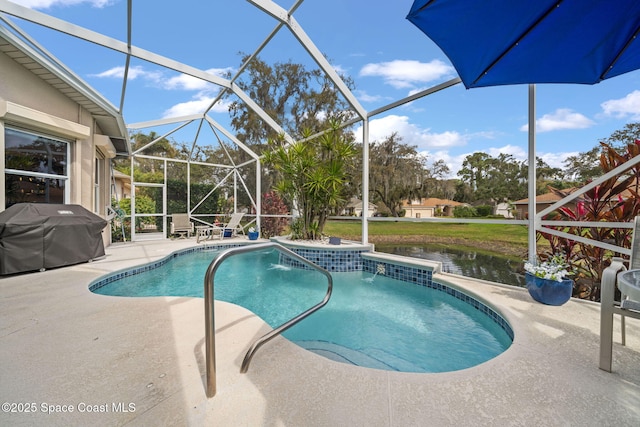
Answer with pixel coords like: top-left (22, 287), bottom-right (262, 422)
top-left (599, 216), bottom-right (640, 372)
top-left (170, 213), bottom-right (194, 238)
top-left (222, 212), bottom-right (245, 237)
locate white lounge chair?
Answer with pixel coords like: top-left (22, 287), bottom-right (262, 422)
top-left (600, 216), bottom-right (640, 372)
top-left (170, 213), bottom-right (194, 238)
top-left (222, 212), bottom-right (245, 237)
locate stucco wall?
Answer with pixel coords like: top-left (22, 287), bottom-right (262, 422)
top-left (1, 50), bottom-right (112, 247)
top-left (0, 51), bottom-right (81, 122)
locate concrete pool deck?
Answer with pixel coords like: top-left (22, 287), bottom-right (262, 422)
top-left (1, 239), bottom-right (639, 426)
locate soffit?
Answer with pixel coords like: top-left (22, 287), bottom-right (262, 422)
top-left (0, 28), bottom-right (129, 155)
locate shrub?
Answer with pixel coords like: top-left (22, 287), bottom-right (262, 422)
top-left (453, 205), bottom-right (477, 218)
top-left (476, 204), bottom-right (493, 217)
top-left (260, 191), bottom-right (289, 238)
top-left (537, 139), bottom-right (640, 301)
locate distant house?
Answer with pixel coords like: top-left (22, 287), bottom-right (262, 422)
top-left (494, 202), bottom-right (515, 219)
top-left (112, 170), bottom-right (131, 201)
top-left (513, 183), bottom-right (638, 219)
top-left (402, 198), bottom-right (466, 218)
top-left (342, 198), bottom-right (377, 217)
top-left (512, 188), bottom-right (581, 219)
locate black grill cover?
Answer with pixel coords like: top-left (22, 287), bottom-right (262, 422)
top-left (0, 203), bottom-right (107, 275)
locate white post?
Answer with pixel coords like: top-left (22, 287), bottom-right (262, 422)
top-left (362, 118), bottom-right (370, 244)
top-left (130, 155), bottom-right (136, 241)
top-left (256, 159), bottom-right (261, 232)
top-left (187, 160), bottom-right (191, 215)
top-left (233, 170), bottom-right (238, 213)
top-left (528, 84), bottom-right (537, 264)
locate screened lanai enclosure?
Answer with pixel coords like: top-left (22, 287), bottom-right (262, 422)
top-left (1, 0), bottom-right (639, 260)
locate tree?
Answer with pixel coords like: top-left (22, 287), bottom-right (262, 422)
top-left (600, 122), bottom-right (640, 150)
top-left (533, 157), bottom-right (564, 193)
top-left (227, 54), bottom-right (356, 143)
top-left (490, 153), bottom-right (527, 202)
top-left (562, 146), bottom-right (602, 183)
top-left (368, 133), bottom-right (427, 216)
top-left (226, 54), bottom-right (357, 207)
top-left (561, 122), bottom-right (639, 184)
top-left (458, 152), bottom-right (492, 198)
top-left (423, 159), bottom-right (452, 199)
top-left (458, 152), bottom-right (561, 204)
top-left (263, 121), bottom-right (357, 239)
top-left (458, 152), bottom-right (527, 204)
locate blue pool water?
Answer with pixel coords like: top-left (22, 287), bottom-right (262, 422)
top-left (92, 248), bottom-right (512, 373)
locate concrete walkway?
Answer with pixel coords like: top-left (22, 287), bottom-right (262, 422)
top-left (1, 239), bottom-right (639, 426)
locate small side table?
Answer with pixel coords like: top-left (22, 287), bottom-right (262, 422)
top-left (196, 226), bottom-right (222, 243)
top-left (618, 269), bottom-right (640, 304)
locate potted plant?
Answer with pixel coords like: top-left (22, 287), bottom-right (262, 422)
top-left (524, 254), bottom-right (574, 306)
top-left (248, 227), bottom-right (259, 241)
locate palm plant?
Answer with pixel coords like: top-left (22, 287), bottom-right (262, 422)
top-left (263, 120), bottom-right (357, 240)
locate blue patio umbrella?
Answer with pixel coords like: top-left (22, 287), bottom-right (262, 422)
top-left (406, 0), bottom-right (640, 88)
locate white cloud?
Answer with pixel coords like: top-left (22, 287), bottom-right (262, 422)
top-left (162, 96), bottom-right (230, 119)
top-left (91, 65), bottom-right (161, 81)
top-left (520, 108), bottom-right (595, 133)
top-left (354, 90), bottom-right (385, 103)
top-left (165, 74), bottom-right (211, 91)
top-left (487, 145), bottom-right (527, 160)
top-left (537, 151), bottom-right (577, 170)
top-left (93, 65), bottom-right (232, 118)
top-left (353, 114), bottom-right (468, 150)
top-left (418, 149), bottom-right (463, 179)
top-left (332, 64), bottom-right (349, 75)
top-left (359, 59), bottom-right (454, 89)
top-left (12, 0), bottom-right (112, 8)
top-left (164, 67), bottom-right (232, 91)
top-left (601, 90), bottom-right (640, 120)
top-left (92, 66), bottom-right (232, 94)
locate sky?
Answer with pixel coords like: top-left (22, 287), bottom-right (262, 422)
top-left (3, 0), bottom-right (640, 178)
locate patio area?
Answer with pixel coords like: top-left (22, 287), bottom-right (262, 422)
top-left (1, 238), bottom-right (639, 426)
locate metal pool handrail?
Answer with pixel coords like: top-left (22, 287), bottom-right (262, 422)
top-left (204, 242), bottom-right (333, 398)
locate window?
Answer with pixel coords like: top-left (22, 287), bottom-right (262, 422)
top-left (4, 127), bottom-right (70, 208)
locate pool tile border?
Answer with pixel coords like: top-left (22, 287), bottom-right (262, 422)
top-left (362, 257), bottom-right (514, 341)
top-left (278, 248), bottom-right (370, 272)
top-left (88, 243), bottom-right (243, 292)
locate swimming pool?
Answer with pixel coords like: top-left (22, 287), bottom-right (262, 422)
top-left (91, 246), bottom-right (513, 373)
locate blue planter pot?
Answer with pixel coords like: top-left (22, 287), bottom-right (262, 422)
top-left (525, 272), bottom-right (573, 306)
top-left (248, 231), bottom-right (259, 240)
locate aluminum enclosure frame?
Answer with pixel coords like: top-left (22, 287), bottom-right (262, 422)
top-left (0, 0), bottom-right (633, 257)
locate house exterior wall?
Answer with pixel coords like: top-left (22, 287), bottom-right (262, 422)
top-left (0, 50), bottom-right (113, 247)
top-left (402, 198), bottom-right (464, 218)
top-left (404, 206), bottom-right (435, 218)
top-left (495, 202), bottom-right (514, 219)
top-left (113, 175), bottom-right (131, 200)
top-left (513, 201), bottom-right (578, 219)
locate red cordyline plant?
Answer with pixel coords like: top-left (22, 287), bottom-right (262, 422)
top-left (260, 191), bottom-right (289, 238)
top-left (538, 140), bottom-right (640, 301)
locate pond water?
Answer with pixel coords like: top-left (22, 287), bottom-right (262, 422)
top-left (376, 243), bottom-right (526, 288)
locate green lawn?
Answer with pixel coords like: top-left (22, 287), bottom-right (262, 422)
top-left (323, 219), bottom-right (530, 257)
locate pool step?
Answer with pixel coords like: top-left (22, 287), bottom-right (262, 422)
top-left (295, 340), bottom-right (423, 372)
